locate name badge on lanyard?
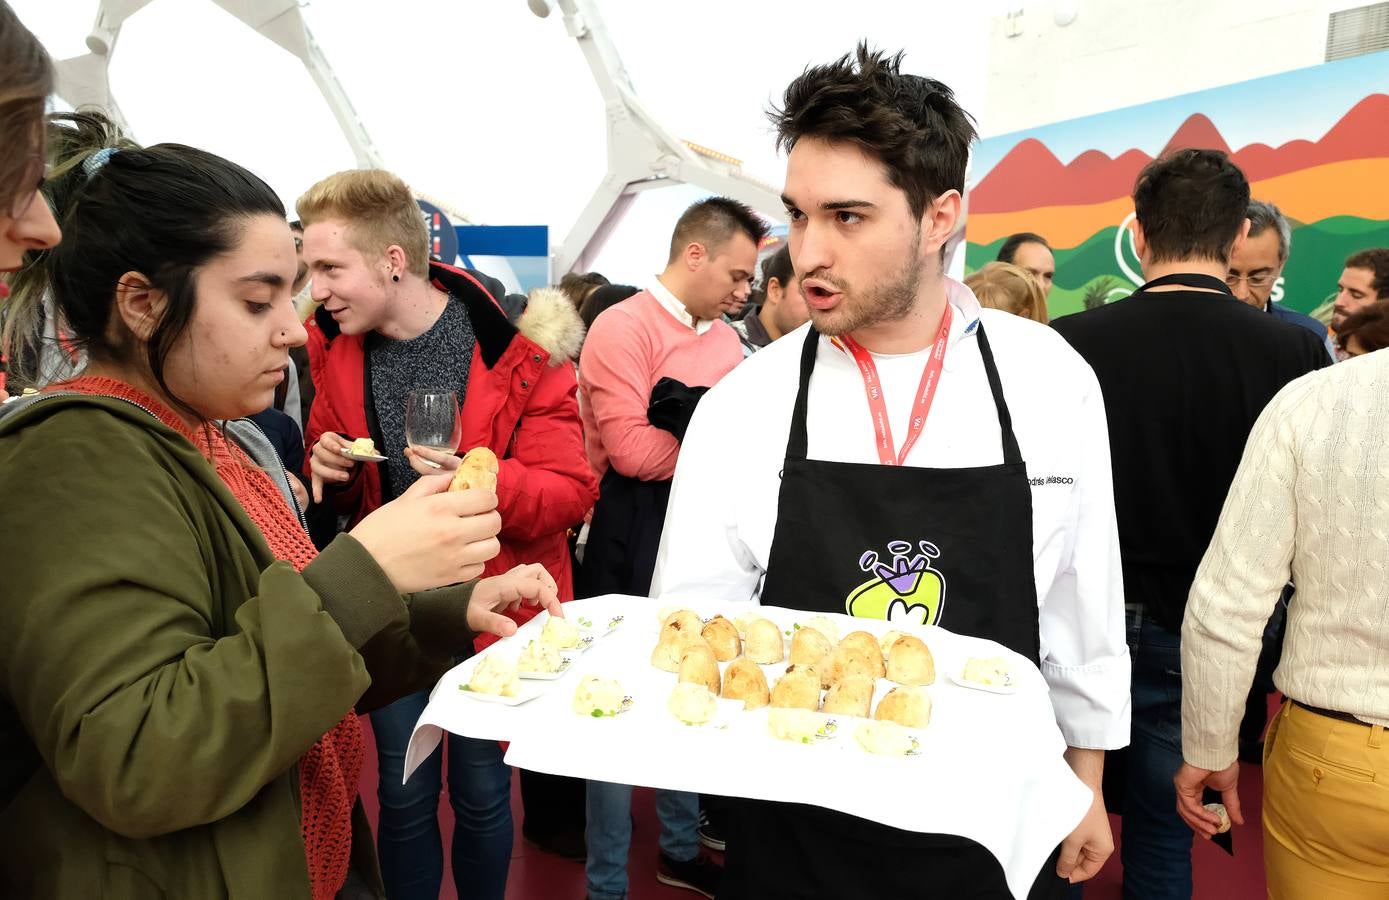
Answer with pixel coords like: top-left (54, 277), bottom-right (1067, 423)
top-left (832, 304), bottom-right (953, 466)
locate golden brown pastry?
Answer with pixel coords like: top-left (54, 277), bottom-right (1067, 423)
top-left (449, 446), bottom-right (499, 492)
top-left (668, 683), bottom-right (718, 725)
top-left (721, 658), bottom-right (771, 709)
top-left (802, 615), bottom-right (840, 644)
top-left (651, 631), bottom-right (711, 673)
top-left (886, 634), bottom-right (936, 686)
top-left (823, 645), bottom-right (881, 689)
top-left (770, 666), bottom-right (822, 711)
top-left (822, 674), bottom-right (874, 718)
top-left (661, 609), bottom-right (704, 637)
top-left (790, 626), bottom-right (833, 669)
top-left (701, 616), bottom-right (742, 661)
top-left (874, 686), bottom-right (932, 728)
top-left (744, 618), bottom-right (786, 664)
top-left (678, 643), bottom-right (722, 694)
top-left (839, 630), bottom-right (886, 677)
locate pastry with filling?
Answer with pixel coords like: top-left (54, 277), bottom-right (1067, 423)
top-left (721, 658), bottom-right (770, 709)
top-left (572, 675), bottom-right (625, 716)
top-left (886, 634), bottom-right (936, 686)
top-left (770, 666), bottom-right (822, 711)
top-left (659, 610), bottom-right (704, 643)
top-left (839, 630), bottom-right (886, 677)
top-left (517, 640), bottom-right (563, 674)
top-left (468, 654), bottom-right (519, 697)
top-left (448, 446), bottom-right (499, 492)
top-left (790, 626), bottom-right (833, 669)
top-left (1204, 803), bottom-right (1232, 834)
top-left (658, 605), bottom-right (696, 626)
top-left (961, 656), bottom-right (1013, 688)
top-left (768, 708), bottom-right (826, 744)
top-left (822, 674), bottom-right (874, 718)
top-left (540, 615), bottom-right (581, 649)
top-left (651, 631), bottom-right (711, 673)
top-left (744, 618), bottom-right (785, 664)
top-left (874, 686), bottom-right (932, 729)
top-left (701, 615), bottom-right (742, 661)
top-left (668, 682), bottom-right (718, 724)
top-left (678, 643), bottom-right (722, 694)
top-left (854, 720), bottom-right (917, 756)
top-left (823, 645), bottom-right (881, 689)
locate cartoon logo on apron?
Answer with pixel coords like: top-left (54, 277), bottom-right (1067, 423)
top-left (845, 540), bottom-right (946, 624)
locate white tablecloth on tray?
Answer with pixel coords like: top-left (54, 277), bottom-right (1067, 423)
top-left (406, 595), bottom-right (1092, 899)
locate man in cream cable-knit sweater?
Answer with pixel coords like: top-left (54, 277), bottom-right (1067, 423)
top-left (1176, 349), bottom-right (1389, 897)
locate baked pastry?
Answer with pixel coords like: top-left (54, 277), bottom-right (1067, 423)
top-left (823, 645), bottom-right (881, 688)
top-left (770, 666), bottom-right (822, 711)
top-left (678, 643), bottom-right (722, 694)
top-left (348, 437), bottom-right (377, 456)
top-left (854, 720), bottom-right (917, 756)
top-left (744, 618), bottom-right (785, 664)
top-left (468, 654), bottom-right (519, 697)
top-left (874, 686), bottom-right (932, 729)
top-left (1204, 803), bottom-right (1232, 835)
top-left (658, 605), bottom-right (696, 627)
top-left (449, 446), bottom-right (499, 492)
top-left (768, 708), bottom-right (826, 744)
top-left (886, 635), bottom-right (936, 686)
top-left (540, 616), bottom-right (581, 649)
top-left (962, 656), bottom-right (1013, 688)
top-left (660, 610), bottom-right (704, 641)
top-left (651, 631), bottom-right (711, 673)
top-left (701, 615), bottom-right (742, 661)
top-left (733, 611), bottom-right (765, 635)
top-left (882, 630), bottom-right (911, 658)
top-left (839, 631), bottom-right (886, 678)
top-left (790, 626), bottom-right (833, 669)
top-left (801, 615), bottom-right (839, 644)
top-left (822, 674), bottom-right (874, 718)
top-left (573, 676), bottom-right (625, 716)
top-left (668, 682), bottom-right (718, 725)
top-left (721, 658), bottom-right (770, 709)
top-left (517, 640), bottom-right (563, 674)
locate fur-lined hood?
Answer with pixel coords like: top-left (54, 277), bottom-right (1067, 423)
top-left (516, 288), bottom-right (585, 365)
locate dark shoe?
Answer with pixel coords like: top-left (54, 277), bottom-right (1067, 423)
top-left (656, 851), bottom-right (722, 898)
top-left (697, 810), bottom-right (726, 852)
top-left (523, 823), bottom-right (587, 861)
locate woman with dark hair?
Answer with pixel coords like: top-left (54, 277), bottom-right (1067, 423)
top-left (0, 111), bottom-right (561, 899)
top-left (1336, 300), bottom-right (1389, 357)
top-left (0, 1), bottom-right (63, 400)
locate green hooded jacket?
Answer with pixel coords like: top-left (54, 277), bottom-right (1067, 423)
top-left (0, 393), bottom-right (477, 898)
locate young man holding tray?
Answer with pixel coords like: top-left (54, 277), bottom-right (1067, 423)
top-left (652, 44), bottom-right (1130, 898)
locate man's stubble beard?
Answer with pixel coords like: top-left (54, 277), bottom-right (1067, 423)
top-left (808, 248), bottom-right (924, 338)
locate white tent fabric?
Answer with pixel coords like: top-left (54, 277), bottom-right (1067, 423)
top-left (15, 0), bottom-right (994, 283)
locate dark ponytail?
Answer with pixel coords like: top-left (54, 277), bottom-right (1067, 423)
top-left (4, 111), bottom-right (285, 409)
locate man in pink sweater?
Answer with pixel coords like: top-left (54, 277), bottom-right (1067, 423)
top-left (576, 196), bottom-right (765, 900)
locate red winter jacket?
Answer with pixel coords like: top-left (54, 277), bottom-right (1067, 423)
top-left (304, 262), bottom-right (597, 649)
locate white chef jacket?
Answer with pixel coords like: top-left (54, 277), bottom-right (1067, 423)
top-left (652, 280), bottom-right (1131, 750)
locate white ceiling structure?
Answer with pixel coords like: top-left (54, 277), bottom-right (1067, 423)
top-left (14, 0), bottom-right (996, 284)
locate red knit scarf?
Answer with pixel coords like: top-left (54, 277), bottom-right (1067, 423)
top-left (59, 376), bottom-right (363, 899)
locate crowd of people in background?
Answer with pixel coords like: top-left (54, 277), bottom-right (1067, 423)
top-left (1, 4), bottom-right (1387, 899)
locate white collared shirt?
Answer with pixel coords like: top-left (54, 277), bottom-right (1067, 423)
top-left (648, 276), bottom-right (714, 335)
top-left (652, 279), bottom-right (1132, 749)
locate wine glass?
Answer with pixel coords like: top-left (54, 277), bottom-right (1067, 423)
top-left (404, 390), bottom-right (462, 456)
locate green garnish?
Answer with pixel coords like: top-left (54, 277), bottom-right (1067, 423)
top-left (801, 736), bottom-right (811, 744)
top-left (459, 684), bottom-right (473, 692)
top-left (591, 708), bottom-right (603, 718)
top-left (578, 617), bottom-right (593, 628)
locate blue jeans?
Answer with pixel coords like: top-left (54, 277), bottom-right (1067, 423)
top-left (371, 690), bottom-right (513, 900)
top-left (585, 781), bottom-right (699, 900)
top-left (1119, 614), bottom-right (1193, 900)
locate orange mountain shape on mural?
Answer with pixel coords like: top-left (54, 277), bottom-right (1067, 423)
top-left (971, 94), bottom-right (1389, 215)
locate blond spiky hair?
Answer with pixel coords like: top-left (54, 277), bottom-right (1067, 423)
top-left (296, 169), bottom-right (429, 277)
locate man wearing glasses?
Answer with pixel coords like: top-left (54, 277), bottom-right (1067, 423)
top-left (1226, 200), bottom-right (1335, 360)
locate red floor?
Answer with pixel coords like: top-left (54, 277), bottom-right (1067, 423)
top-left (357, 719), bottom-right (1268, 900)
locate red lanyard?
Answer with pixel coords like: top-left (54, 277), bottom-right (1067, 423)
top-left (834, 304), bottom-right (953, 466)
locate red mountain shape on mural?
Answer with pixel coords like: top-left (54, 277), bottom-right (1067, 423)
top-left (971, 94), bottom-right (1389, 215)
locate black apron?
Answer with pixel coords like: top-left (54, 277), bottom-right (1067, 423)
top-left (722, 323), bottom-right (1067, 900)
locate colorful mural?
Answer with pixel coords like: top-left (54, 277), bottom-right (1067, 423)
top-left (965, 50), bottom-right (1389, 320)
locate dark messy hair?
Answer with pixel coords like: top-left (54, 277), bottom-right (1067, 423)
top-left (1336, 301), bottom-right (1389, 355)
top-left (1132, 148), bottom-right (1250, 265)
top-left (667, 197), bottom-right (768, 265)
top-left (760, 244), bottom-right (794, 292)
top-left (0, 1), bottom-right (53, 217)
top-left (3, 111), bottom-right (285, 413)
top-left (997, 232), bottom-right (1050, 264)
top-left (558, 270), bottom-right (609, 309)
top-left (1344, 248), bottom-right (1389, 300)
top-left (770, 42), bottom-right (977, 220)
